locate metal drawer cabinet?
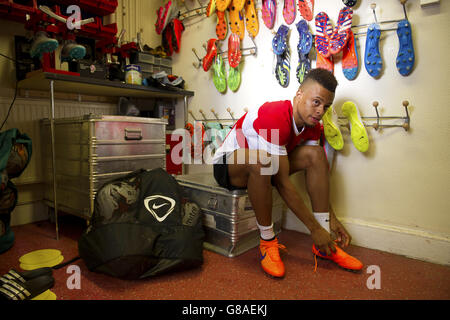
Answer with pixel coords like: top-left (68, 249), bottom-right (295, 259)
top-left (41, 114), bottom-right (167, 219)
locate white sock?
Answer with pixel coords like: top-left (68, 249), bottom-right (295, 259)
top-left (313, 212), bottom-right (330, 233)
top-left (256, 222), bottom-right (275, 240)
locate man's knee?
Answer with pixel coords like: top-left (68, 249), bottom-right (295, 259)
top-left (247, 151), bottom-right (277, 178)
top-left (305, 146), bottom-right (327, 167)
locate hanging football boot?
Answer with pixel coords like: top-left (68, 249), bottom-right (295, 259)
top-left (316, 51), bottom-right (334, 74)
top-left (244, 0), bottom-right (259, 38)
top-left (296, 19), bottom-right (312, 84)
top-left (275, 47), bottom-right (291, 88)
top-left (322, 106), bottom-right (344, 150)
top-left (216, 10), bottom-right (228, 40)
top-left (206, 0), bottom-right (216, 17)
top-left (216, 0), bottom-right (232, 12)
top-left (30, 31), bottom-right (58, 59)
top-left (298, 0), bottom-right (314, 22)
top-left (228, 32), bottom-right (241, 68)
top-left (342, 0), bottom-right (357, 7)
top-left (341, 101), bottom-right (369, 153)
top-left (228, 64), bottom-right (241, 92)
top-left (170, 18), bottom-right (185, 53)
top-left (233, 0), bottom-right (245, 11)
top-left (329, 6), bottom-right (353, 55)
top-left (228, 3), bottom-right (245, 40)
top-left (396, 19), bottom-right (415, 76)
top-left (261, 0), bottom-right (276, 30)
top-left (314, 12), bottom-right (333, 58)
top-left (342, 29), bottom-right (359, 80)
top-left (202, 38), bottom-right (218, 71)
top-left (212, 55), bottom-right (227, 93)
top-left (272, 24), bottom-right (289, 55)
top-left (283, 0), bottom-right (296, 25)
top-left (60, 41), bottom-right (86, 62)
top-left (364, 23), bottom-right (382, 78)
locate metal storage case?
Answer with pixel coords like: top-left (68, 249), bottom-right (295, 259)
top-left (41, 114), bottom-right (167, 219)
top-left (176, 173), bottom-right (285, 257)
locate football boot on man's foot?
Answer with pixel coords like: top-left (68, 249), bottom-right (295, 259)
top-left (312, 243), bottom-right (363, 271)
top-left (259, 238), bottom-right (286, 278)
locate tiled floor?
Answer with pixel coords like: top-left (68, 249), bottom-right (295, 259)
top-left (1, 215), bottom-right (449, 300)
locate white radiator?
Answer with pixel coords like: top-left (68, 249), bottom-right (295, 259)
top-left (0, 96), bottom-right (116, 185)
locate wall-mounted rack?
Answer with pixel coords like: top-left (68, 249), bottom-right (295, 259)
top-left (338, 100), bottom-right (411, 131)
top-left (188, 107), bottom-right (248, 122)
top-left (178, 0), bottom-right (207, 23)
top-left (192, 37), bottom-right (257, 68)
top-left (352, 0), bottom-right (409, 37)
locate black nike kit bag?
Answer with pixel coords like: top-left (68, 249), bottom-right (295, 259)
top-left (78, 168), bottom-right (204, 279)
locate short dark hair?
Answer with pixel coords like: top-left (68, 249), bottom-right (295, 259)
top-left (301, 68), bottom-right (338, 93)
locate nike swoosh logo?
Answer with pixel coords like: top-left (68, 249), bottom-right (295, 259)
top-left (143, 195), bottom-right (176, 222)
top-left (152, 202), bottom-right (169, 210)
top-left (260, 251), bottom-right (267, 261)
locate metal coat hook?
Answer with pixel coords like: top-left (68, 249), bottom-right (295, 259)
top-left (400, 0), bottom-right (408, 20)
top-left (371, 3), bottom-right (378, 23)
top-left (199, 109), bottom-right (207, 120)
top-left (210, 108), bottom-right (220, 120)
top-left (226, 107), bottom-right (235, 121)
top-left (188, 109), bottom-right (197, 121)
top-left (192, 48), bottom-right (202, 68)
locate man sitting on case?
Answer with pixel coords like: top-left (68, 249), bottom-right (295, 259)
top-left (212, 68), bottom-right (363, 277)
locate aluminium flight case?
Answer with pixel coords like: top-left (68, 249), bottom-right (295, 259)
top-left (175, 173), bottom-right (285, 257)
top-left (41, 114), bottom-right (167, 219)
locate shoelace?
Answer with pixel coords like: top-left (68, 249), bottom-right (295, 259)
top-left (262, 242), bottom-right (287, 261)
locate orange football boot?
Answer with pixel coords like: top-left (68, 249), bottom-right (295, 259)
top-left (312, 243), bottom-right (363, 272)
top-left (244, 0), bottom-right (259, 38)
top-left (259, 238), bottom-right (286, 278)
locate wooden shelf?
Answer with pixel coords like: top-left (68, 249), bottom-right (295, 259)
top-left (18, 72), bottom-right (194, 99)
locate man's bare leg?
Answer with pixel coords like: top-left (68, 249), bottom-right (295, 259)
top-left (227, 149), bottom-right (273, 226)
top-left (226, 148), bottom-right (285, 277)
top-left (288, 145), bottom-right (329, 212)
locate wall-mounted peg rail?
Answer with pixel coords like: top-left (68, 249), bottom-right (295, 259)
top-left (338, 100), bottom-right (411, 131)
top-left (187, 107), bottom-right (248, 123)
top-left (178, 0), bottom-right (206, 22)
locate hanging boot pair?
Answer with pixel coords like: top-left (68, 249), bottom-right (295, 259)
top-left (155, 0), bottom-right (177, 35)
top-left (162, 18), bottom-right (185, 57)
top-left (211, 33), bottom-right (241, 93)
top-left (322, 102), bottom-right (369, 153)
top-left (315, 7), bottom-right (353, 75)
top-left (30, 31), bottom-right (86, 62)
top-left (364, 8), bottom-right (414, 78)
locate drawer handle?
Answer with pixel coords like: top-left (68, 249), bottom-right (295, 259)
top-left (207, 198), bottom-right (218, 210)
top-left (124, 128), bottom-right (142, 140)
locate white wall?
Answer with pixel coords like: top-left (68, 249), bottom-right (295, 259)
top-left (168, 0), bottom-right (450, 265)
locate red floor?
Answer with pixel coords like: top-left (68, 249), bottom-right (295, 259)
top-left (1, 215), bottom-right (449, 300)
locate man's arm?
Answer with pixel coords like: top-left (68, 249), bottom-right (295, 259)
top-left (329, 206), bottom-right (352, 247)
top-left (272, 155), bottom-right (336, 255)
